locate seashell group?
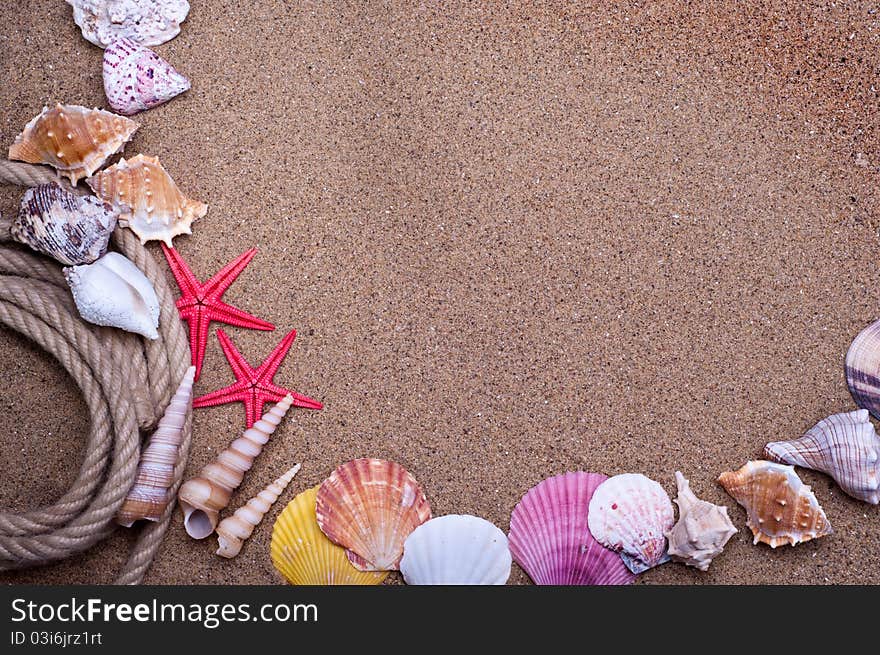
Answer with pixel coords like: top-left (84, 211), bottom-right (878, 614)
top-left (315, 459), bottom-right (432, 571)
top-left (845, 318), bottom-right (880, 419)
top-left (103, 38), bottom-right (191, 116)
top-left (216, 464), bottom-right (301, 558)
top-left (64, 251), bottom-right (160, 339)
top-left (508, 472), bottom-right (634, 585)
top-left (400, 515), bottom-right (512, 585)
top-left (666, 472), bottom-right (737, 571)
top-left (718, 460), bottom-right (833, 548)
top-left (8, 104), bottom-right (138, 185)
top-left (271, 486), bottom-right (387, 585)
top-left (66, 0), bottom-right (191, 48)
top-left (117, 366), bottom-right (195, 526)
top-left (178, 395), bottom-right (293, 539)
top-left (588, 473), bottom-right (675, 574)
top-left (87, 154), bottom-right (207, 246)
top-left (764, 409), bottom-right (880, 505)
top-left (12, 183), bottom-right (117, 266)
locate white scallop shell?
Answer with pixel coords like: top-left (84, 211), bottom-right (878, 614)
top-left (588, 473), bottom-right (675, 574)
top-left (66, 0), bottom-right (191, 48)
top-left (64, 251), bottom-right (160, 339)
top-left (400, 515), bottom-right (512, 585)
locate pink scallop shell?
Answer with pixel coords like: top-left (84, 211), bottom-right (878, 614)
top-left (508, 472), bottom-right (635, 585)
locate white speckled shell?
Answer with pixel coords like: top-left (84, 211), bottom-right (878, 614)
top-left (400, 515), bottom-right (511, 585)
top-left (588, 473), bottom-right (675, 574)
top-left (66, 0), bottom-right (190, 48)
top-left (64, 251), bottom-right (160, 339)
top-left (103, 38), bottom-right (190, 116)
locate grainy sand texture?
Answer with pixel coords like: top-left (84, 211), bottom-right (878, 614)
top-left (1, 2), bottom-right (878, 584)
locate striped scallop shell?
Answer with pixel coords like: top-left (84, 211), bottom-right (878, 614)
top-left (764, 409), bottom-right (880, 505)
top-left (270, 485), bottom-right (387, 585)
top-left (508, 472), bottom-right (635, 585)
top-left (587, 473), bottom-right (674, 574)
top-left (315, 459), bottom-right (431, 571)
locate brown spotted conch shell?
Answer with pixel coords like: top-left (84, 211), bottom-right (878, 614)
top-left (215, 463), bottom-right (301, 558)
top-left (666, 471), bottom-right (737, 571)
top-left (178, 395), bottom-right (293, 539)
top-left (87, 154), bottom-right (207, 246)
top-left (117, 366), bottom-right (195, 526)
top-left (8, 104), bottom-right (138, 185)
top-left (718, 460), bottom-right (832, 548)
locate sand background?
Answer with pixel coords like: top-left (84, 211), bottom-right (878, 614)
top-left (1, 1), bottom-right (879, 584)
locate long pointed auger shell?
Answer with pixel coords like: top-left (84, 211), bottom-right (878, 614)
top-left (588, 473), bottom-right (675, 574)
top-left (271, 486), bottom-right (387, 585)
top-left (8, 104), bottom-right (138, 185)
top-left (13, 183), bottom-right (117, 265)
top-left (764, 409), bottom-right (880, 505)
top-left (215, 463), bottom-right (302, 558)
top-left (718, 460), bottom-right (833, 547)
top-left (178, 395), bottom-right (293, 539)
top-left (846, 319), bottom-right (880, 418)
top-left (117, 366), bottom-right (195, 526)
top-left (104, 38), bottom-right (191, 116)
top-left (66, 0), bottom-right (191, 48)
top-left (87, 154), bottom-right (207, 246)
top-left (316, 459), bottom-right (432, 571)
top-left (666, 472), bottom-right (737, 571)
top-left (64, 251), bottom-right (161, 339)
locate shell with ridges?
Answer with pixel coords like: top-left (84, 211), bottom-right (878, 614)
top-left (8, 104), bottom-right (138, 185)
top-left (400, 515), bottom-right (511, 585)
top-left (588, 473), bottom-right (675, 574)
top-left (718, 460), bottom-right (833, 547)
top-left (508, 472), bottom-right (635, 585)
top-left (271, 486), bottom-right (387, 585)
top-left (316, 459), bottom-right (432, 571)
top-left (66, 0), bottom-right (191, 48)
top-left (216, 463), bottom-right (301, 558)
top-left (117, 366), bottom-right (195, 526)
top-left (764, 409), bottom-right (880, 505)
top-left (64, 251), bottom-right (160, 339)
top-left (103, 38), bottom-right (191, 116)
top-left (87, 154), bottom-right (207, 247)
top-left (178, 395), bottom-right (293, 539)
top-left (13, 183), bottom-right (117, 265)
top-left (846, 318), bottom-right (880, 419)
top-left (666, 471), bottom-right (737, 571)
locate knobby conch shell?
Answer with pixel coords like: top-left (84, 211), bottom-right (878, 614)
top-left (66, 0), bottom-right (191, 48)
top-left (103, 38), bottom-right (191, 116)
top-left (666, 472), bottom-right (737, 571)
top-left (215, 463), bottom-right (301, 558)
top-left (764, 409), bottom-right (880, 505)
top-left (8, 104), bottom-right (138, 185)
top-left (718, 460), bottom-right (833, 548)
top-left (13, 183), bottom-right (117, 265)
top-left (117, 366), bottom-right (195, 526)
top-left (87, 154), bottom-right (207, 246)
top-left (178, 395), bottom-right (293, 539)
top-left (64, 251), bottom-right (160, 339)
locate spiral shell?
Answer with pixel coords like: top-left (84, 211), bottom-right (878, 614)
top-left (666, 472), bottom-right (737, 571)
top-left (103, 38), bottom-right (191, 116)
top-left (66, 0), bottom-right (191, 48)
top-left (178, 395), bottom-right (293, 539)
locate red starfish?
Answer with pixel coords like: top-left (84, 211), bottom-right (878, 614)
top-left (193, 328), bottom-right (323, 427)
top-left (162, 244), bottom-right (275, 380)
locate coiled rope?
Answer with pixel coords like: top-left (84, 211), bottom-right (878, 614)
top-left (0, 159), bottom-right (192, 584)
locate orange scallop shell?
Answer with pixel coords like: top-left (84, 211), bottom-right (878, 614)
top-left (8, 104), bottom-right (138, 184)
top-left (315, 459), bottom-right (432, 571)
top-left (87, 154), bottom-right (207, 246)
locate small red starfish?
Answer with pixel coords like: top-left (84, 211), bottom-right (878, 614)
top-left (193, 328), bottom-right (323, 427)
top-left (162, 244), bottom-right (275, 380)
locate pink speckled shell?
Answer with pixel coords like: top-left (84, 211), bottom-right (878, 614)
top-left (103, 38), bottom-right (190, 116)
top-left (508, 472), bottom-right (635, 585)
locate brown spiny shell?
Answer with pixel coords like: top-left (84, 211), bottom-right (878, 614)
top-left (8, 104), bottom-right (138, 184)
top-left (718, 460), bottom-right (832, 548)
top-left (87, 154), bottom-right (207, 246)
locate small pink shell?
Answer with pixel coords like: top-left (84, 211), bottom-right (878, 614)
top-left (508, 472), bottom-right (635, 585)
top-left (103, 38), bottom-right (190, 116)
top-left (588, 473), bottom-right (674, 574)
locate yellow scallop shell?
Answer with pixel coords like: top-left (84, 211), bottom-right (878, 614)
top-left (270, 485), bottom-right (387, 585)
